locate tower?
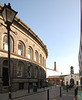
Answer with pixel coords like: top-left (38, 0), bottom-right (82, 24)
top-left (70, 66), bottom-right (74, 74)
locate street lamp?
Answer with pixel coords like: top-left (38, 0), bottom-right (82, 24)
top-left (1, 3), bottom-right (17, 100)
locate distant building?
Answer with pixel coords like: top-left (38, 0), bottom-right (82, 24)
top-left (47, 66), bottom-right (80, 86)
top-left (47, 74), bottom-right (80, 86)
top-left (0, 4), bottom-right (48, 92)
top-left (64, 73), bottom-right (80, 86)
top-left (47, 75), bottom-right (64, 86)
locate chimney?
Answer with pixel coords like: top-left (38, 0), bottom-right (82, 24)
top-left (54, 62), bottom-right (57, 71)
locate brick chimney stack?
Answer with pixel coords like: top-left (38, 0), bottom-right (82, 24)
top-left (54, 62), bottom-right (57, 71)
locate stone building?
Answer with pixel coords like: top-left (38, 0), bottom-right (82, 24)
top-left (0, 4), bottom-right (48, 92)
top-left (64, 66), bottom-right (80, 86)
top-left (79, 0), bottom-right (82, 86)
top-left (64, 73), bottom-right (80, 86)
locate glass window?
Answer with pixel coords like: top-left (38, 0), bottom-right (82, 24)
top-left (39, 54), bottom-right (42, 64)
top-left (3, 35), bottom-right (8, 51)
top-left (34, 51), bottom-right (38, 62)
top-left (28, 47), bottom-right (33, 60)
top-left (18, 42), bottom-right (23, 56)
top-left (3, 35), bottom-right (14, 52)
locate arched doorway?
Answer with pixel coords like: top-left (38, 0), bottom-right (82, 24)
top-left (2, 60), bottom-right (13, 86)
top-left (70, 78), bottom-right (74, 86)
top-left (2, 60), bottom-right (9, 86)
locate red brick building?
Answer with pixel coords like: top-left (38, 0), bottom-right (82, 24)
top-left (47, 75), bottom-right (65, 86)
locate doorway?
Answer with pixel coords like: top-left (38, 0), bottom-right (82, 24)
top-left (70, 78), bottom-right (74, 86)
top-left (2, 67), bottom-right (9, 86)
top-left (2, 60), bottom-right (9, 86)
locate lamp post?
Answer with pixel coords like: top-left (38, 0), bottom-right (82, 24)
top-left (1, 3), bottom-right (17, 100)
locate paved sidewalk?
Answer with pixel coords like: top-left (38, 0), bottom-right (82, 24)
top-left (52, 88), bottom-right (75, 100)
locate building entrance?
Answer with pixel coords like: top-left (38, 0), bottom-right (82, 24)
top-left (2, 67), bottom-right (9, 86)
top-left (2, 60), bottom-right (9, 86)
top-left (70, 78), bottom-right (74, 86)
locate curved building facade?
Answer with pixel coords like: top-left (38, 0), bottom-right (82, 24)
top-left (0, 4), bottom-right (48, 92)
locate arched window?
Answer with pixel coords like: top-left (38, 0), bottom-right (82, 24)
top-left (17, 62), bottom-right (24, 77)
top-left (34, 50), bottom-right (38, 62)
top-left (39, 54), bottom-right (42, 64)
top-left (3, 35), bottom-right (14, 52)
top-left (18, 41), bottom-right (24, 56)
top-left (27, 47), bottom-right (33, 60)
top-left (3, 35), bottom-right (8, 51)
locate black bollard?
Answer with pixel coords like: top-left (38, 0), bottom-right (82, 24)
top-left (74, 87), bottom-right (78, 98)
top-left (60, 87), bottom-right (62, 97)
top-left (28, 86), bottom-right (30, 93)
top-left (47, 89), bottom-right (49, 100)
top-left (67, 85), bottom-right (68, 92)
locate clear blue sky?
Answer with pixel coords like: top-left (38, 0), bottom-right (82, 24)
top-left (0, 0), bottom-right (80, 75)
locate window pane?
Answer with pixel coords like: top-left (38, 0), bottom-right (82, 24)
top-left (3, 35), bottom-right (13, 52)
top-left (28, 47), bottom-right (33, 60)
top-left (39, 54), bottom-right (42, 64)
top-left (18, 49), bottom-right (21, 55)
top-left (3, 36), bottom-right (8, 51)
top-left (4, 43), bottom-right (8, 50)
top-left (18, 42), bottom-right (23, 55)
top-left (4, 36), bottom-right (8, 43)
top-left (35, 51), bottom-right (38, 62)
top-left (28, 54), bottom-right (30, 59)
top-left (28, 48), bottom-right (31, 59)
